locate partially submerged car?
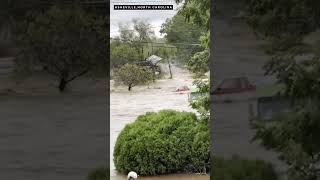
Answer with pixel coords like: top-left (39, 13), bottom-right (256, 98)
top-left (248, 83), bottom-right (292, 121)
top-left (212, 76), bottom-right (256, 95)
top-left (212, 76), bottom-right (256, 102)
top-left (175, 86), bottom-right (190, 92)
top-left (249, 96), bottom-right (292, 121)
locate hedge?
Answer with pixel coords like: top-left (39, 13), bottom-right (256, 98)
top-left (114, 110), bottom-right (210, 175)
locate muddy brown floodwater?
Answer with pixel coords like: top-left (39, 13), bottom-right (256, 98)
top-left (110, 65), bottom-right (209, 180)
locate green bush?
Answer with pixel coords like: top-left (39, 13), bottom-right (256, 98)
top-left (211, 156), bottom-right (278, 180)
top-left (87, 167), bottom-right (109, 180)
top-left (114, 110), bottom-right (210, 176)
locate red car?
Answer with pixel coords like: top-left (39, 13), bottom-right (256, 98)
top-left (175, 86), bottom-right (190, 92)
top-left (212, 77), bottom-right (256, 95)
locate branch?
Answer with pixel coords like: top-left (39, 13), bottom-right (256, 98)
top-left (66, 69), bottom-right (89, 83)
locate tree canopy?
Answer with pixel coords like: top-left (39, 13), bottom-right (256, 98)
top-left (113, 64), bottom-right (153, 91)
top-left (246, 0), bottom-right (320, 41)
top-left (14, 6), bottom-right (108, 92)
top-left (110, 19), bottom-right (156, 69)
top-left (173, 0), bottom-right (210, 75)
top-left (160, 14), bottom-right (204, 65)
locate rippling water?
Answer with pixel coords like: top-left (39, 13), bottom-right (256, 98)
top-left (0, 79), bottom-right (108, 180)
top-left (110, 66), bottom-right (208, 180)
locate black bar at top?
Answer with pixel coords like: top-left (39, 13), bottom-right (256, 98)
top-left (114, 5), bottom-right (173, 10)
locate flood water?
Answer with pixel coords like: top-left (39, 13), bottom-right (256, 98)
top-left (0, 84), bottom-right (108, 180)
top-left (110, 65), bottom-right (209, 180)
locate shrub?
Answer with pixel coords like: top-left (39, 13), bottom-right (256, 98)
top-left (87, 167), bottom-right (109, 180)
top-left (114, 110), bottom-right (210, 176)
top-left (211, 156), bottom-right (278, 180)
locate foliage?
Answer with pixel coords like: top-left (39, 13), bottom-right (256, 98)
top-left (114, 110), bottom-right (210, 176)
top-left (0, 0), bottom-right (42, 22)
top-left (175, 0), bottom-right (210, 30)
top-left (160, 14), bottom-right (204, 45)
top-left (263, 49), bottom-right (320, 100)
top-left (87, 167), bottom-right (109, 180)
top-left (246, 0), bottom-right (320, 41)
top-left (133, 18), bottom-right (155, 42)
top-left (110, 40), bottom-right (140, 69)
top-left (190, 79), bottom-right (210, 122)
top-left (160, 14), bottom-right (204, 64)
top-left (211, 156), bottom-right (278, 180)
top-left (174, 0), bottom-right (211, 121)
top-left (113, 64), bottom-right (153, 91)
top-left (251, 102), bottom-right (320, 180)
top-left (14, 6), bottom-right (108, 92)
top-left (247, 1), bottom-right (320, 180)
top-left (175, 0), bottom-right (210, 75)
top-left (187, 49), bottom-right (209, 76)
top-left (111, 19), bottom-right (156, 68)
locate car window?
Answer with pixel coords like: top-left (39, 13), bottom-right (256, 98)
top-left (219, 78), bottom-right (241, 89)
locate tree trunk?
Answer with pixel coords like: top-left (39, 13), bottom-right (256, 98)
top-left (167, 58), bottom-right (173, 79)
top-left (128, 84), bottom-right (132, 91)
top-left (59, 78), bottom-right (67, 92)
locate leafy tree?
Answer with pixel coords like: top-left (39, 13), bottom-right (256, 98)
top-left (113, 64), bottom-right (153, 91)
top-left (111, 19), bottom-right (155, 65)
top-left (132, 18), bottom-right (155, 42)
top-left (246, 1), bottom-right (320, 180)
top-left (190, 79), bottom-right (210, 122)
top-left (110, 40), bottom-right (140, 69)
top-left (174, 0), bottom-right (210, 122)
top-left (188, 49), bottom-right (209, 76)
top-left (251, 102), bottom-right (320, 180)
top-left (246, 0), bottom-right (320, 41)
top-left (175, 0), bottom-right (210, 75)
top-left (0, 0), bottom-right (43, 56)
top-left (161, 14), bottom-right (204, 44)
top-left (14, 6), bottom-right (108, 92)
top-left (160, 14), bottom-right (204, 64)
top-left (0, 0), bottom-right (42, 22)
top-left (175, 0), bottom-right (210, 30)
top-left (132, 18), bottom-right (155, 60)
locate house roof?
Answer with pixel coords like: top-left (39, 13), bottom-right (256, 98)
top-left (146, 55), bottom-right (162, 65)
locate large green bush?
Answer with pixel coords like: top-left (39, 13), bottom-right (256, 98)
top-left (211, 156), bottom-right (278, 180)
top-left (114, 110), bottom-right (210, 176)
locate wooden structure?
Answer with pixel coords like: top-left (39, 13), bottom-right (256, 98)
top-left (134, 55), bottom-right (163, 81)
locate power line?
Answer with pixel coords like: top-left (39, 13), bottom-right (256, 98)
top-left (110, 28), bottom-right (204, 33)
top-left (110, 38), bottom-right (202, 46)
